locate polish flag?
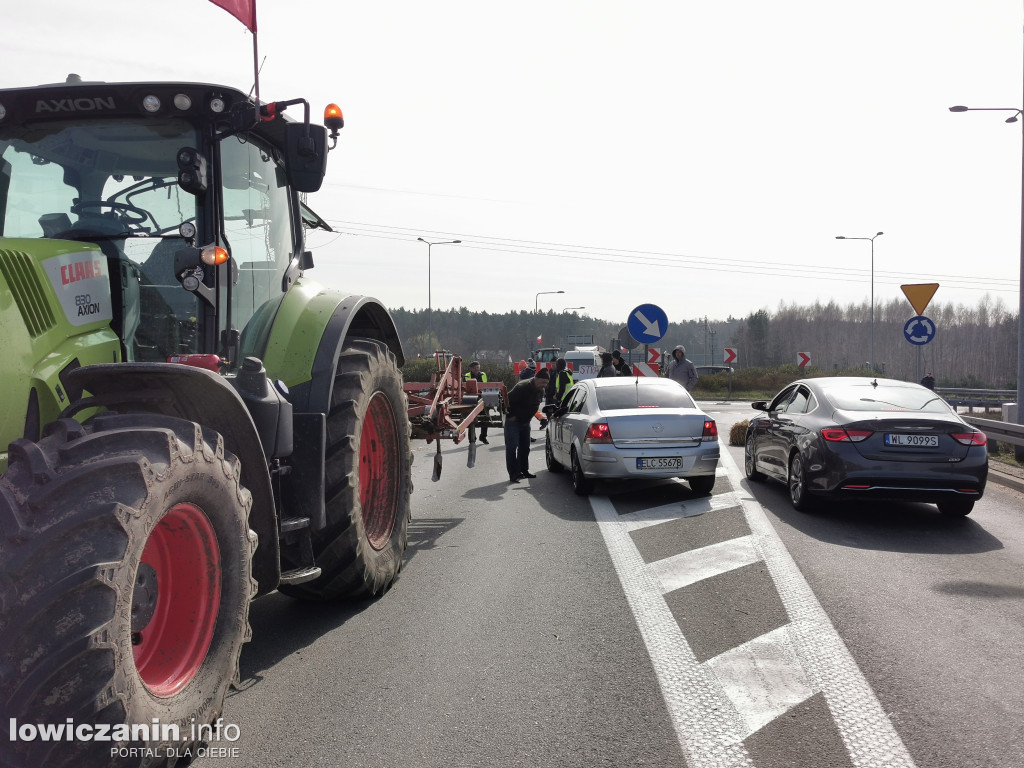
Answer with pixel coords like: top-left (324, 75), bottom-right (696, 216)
top-left (508, 354), bottom-right (513, 364)
top-left (536, 335), bottom-right (543, 344)
top-left (209, 0), bottom-right (257, 32)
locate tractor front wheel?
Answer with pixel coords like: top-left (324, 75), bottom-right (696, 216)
top-left (280, 338), bottom-right (412, 601)
top-left (0, 413), bottom-right (256, 767)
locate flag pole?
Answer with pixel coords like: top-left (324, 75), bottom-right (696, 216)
top-left (251, 3), bottom-right (260, 105)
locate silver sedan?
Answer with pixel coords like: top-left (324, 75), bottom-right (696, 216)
top-left (544, 377), bottom-right (720, 495)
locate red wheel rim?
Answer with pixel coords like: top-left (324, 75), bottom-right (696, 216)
top-left (360, 391), bottom-right (401, 550)
top-left (133, 503), bottom-right (221, 698)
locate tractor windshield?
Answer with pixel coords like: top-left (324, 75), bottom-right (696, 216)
top-left (0, 117), bottom-right (203, 360)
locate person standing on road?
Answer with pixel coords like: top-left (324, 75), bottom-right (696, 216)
top-left (519, 358), bottom-right (537, 380)
top-left (611, 349), bottom-right (631, 376)
top-left (464, 360), bottom-right (489, 444)
top-left (505, 368), bottom-right (549, 482)
top-left (546, 357), bottom-right (574, 404)
top-left (667, 345), bottom-right (698, 391)
top-left (597, 352), bottom-right (618, 378)
top-left (921, 372), bottom-right (936, 391)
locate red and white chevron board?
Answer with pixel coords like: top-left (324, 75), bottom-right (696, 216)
top-left (632, 363), bottom-right (660, 377)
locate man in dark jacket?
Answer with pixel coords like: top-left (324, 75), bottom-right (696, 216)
top-left (519, 359), bottom-right (537, 380)
top-left (505, 368), bottom-right (548, 482)
top-left (611, 349), bottom-right (631, 376)
top-left (597, 352), bottom-right (618, 378)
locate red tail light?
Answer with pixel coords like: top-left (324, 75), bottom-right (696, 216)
top-left (821, 427), bottom-right (873, 442)
top-left (952, 431), bottom-right (987, 446)
top-left (702, 420), bottom-right (718, 440)
top-left (584, 423), bottom-right (612, 443)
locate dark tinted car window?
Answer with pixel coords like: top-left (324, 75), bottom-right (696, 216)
top-left (596, 384), bottom-right (695, 411)
top-left (823, 385), bottom-right (950, 413)
top-left (568, 388), bottom-right (588, 414)
top-left (786, 387), bottom-right (811, 414)
top-left (770, 386), bottom-right (797, 412)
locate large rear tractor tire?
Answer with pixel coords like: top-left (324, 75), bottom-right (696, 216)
top-left (280, 338), bottom-right (412, 601)
top-left (0, 413), bottom-right (257, 768)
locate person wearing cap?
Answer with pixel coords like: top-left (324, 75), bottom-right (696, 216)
top-left (519, 358), bottom-right (537, 380)
top-left (667, 345), bottom-right (698, 391)
top-left (505, 368), bottom-right (549, 482)
top-left (611, 349), bottom-right (631, 376)
top-left (464, 360), bottom-right (489, 444)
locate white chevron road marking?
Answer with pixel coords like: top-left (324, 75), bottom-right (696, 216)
top-left (590, 449), bottom-right (918, 768)
top-left (650, 535), bottom-right (761, 594)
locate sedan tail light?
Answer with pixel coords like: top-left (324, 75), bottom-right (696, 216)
top-left (584, 423), bottom-right (613, 444)
top-left (821, 427), bottom-right (873, 442)
top-left (951, 431), bottom-right (987, 446)
top-left (702, 420), bottom-right (718, 441)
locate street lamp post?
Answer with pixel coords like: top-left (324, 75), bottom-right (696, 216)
top-left (535, 290), bottom-right (565, 314)
top-left (949, 104), bottom-right (1024, 454)
top-left (417, 237), bottom-right (461, 354)
top-left (836, 232), bottom-right (884, 372)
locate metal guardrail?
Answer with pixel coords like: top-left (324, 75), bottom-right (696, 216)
top-left (936, 387), bottom-right (1016, 410)
top-left (962, 416), bottom-right (1024, 448)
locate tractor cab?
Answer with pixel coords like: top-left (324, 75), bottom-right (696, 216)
top-left (0, 77), bottom-right (337, 368)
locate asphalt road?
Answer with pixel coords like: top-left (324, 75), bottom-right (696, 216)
top-left (201, 402), bottom-right (1024, 768)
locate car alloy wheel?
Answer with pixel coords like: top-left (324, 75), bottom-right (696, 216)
top-left (788, 452), bottom-right (814, 512)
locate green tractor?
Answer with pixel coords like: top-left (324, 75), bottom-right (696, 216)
top-left (0, 77), bottom-right (412, 765)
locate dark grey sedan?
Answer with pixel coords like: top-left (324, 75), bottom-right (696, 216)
top-left (744, 377), bottom-right (988, 515)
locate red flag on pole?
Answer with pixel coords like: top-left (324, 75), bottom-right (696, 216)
top-left (536, 335), bottom-right (543, 344)
top-left (210, 0), bottom-right (257, 32)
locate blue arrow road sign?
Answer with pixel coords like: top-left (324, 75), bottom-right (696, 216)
top-left (627, 303), bottom-right (669, 344)
top-left (903, 315), bottom-right (936, 346)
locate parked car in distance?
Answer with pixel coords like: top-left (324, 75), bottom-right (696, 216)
top-left (544, 377), bottom-right (719, 495)
top-left (695, 365), bottom-right (734, 376)
top-left (743, 377), bottom-right (988, 515)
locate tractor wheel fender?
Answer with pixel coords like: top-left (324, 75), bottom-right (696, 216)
top-left (260, 283), bottom-right (404, 415)
top-left (64, 362), bottom-right (280, 596)
top-left (0, 413), bottom-right (256, 768)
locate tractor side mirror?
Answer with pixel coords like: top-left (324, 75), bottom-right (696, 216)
top-left (285, 123), bottom-right (328, 193)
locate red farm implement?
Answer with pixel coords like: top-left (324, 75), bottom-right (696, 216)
top-left (405, 352), bottom-right (508, 480)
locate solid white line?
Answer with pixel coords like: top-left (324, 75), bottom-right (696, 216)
top-left (718, 449), bottom-right (917, 768)
top-left (649, 536), bottom-right (760, 594)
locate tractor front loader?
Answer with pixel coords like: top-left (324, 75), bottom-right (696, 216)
top-left (0, 77), bottom-right (414, 767)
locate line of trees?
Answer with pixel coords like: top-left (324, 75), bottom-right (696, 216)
top-left (390, 294), bottom-right (1019, 389)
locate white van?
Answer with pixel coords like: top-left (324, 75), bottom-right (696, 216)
top-left (564, 349), bottom-right (601, 380)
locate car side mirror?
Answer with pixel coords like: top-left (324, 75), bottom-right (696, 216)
top-left (554, 405), bottom-right (569, 418)
top-left (542, 404), bottom-right (558, 416)
top-left (751, 400), bottom-right (768, 411)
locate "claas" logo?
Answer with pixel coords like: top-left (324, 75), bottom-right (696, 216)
top-left (60, 259), bottom-right (104, 285)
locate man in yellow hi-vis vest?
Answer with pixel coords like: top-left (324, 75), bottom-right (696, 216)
top-left (546, 357), bottom-right (574, 405)
top-left (465, 360), bottom-right (489, 444)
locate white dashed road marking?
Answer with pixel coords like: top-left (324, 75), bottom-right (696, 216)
top-left (591, 449), bottom-right (917, 768)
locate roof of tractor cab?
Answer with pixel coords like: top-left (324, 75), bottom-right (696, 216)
top-left (0, 79), bottom-right (298, 148)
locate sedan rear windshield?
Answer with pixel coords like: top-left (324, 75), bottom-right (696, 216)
top-left (823, 385), bottom-right (950, 413)
top-left (596, 384), bottom-right (695, 411)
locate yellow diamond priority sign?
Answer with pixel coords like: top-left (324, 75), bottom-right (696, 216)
top-left (901, 283), bottom-right (939, 316)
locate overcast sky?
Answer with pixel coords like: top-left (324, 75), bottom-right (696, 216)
top-left (6, 1), bottom-right (1023, 327)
